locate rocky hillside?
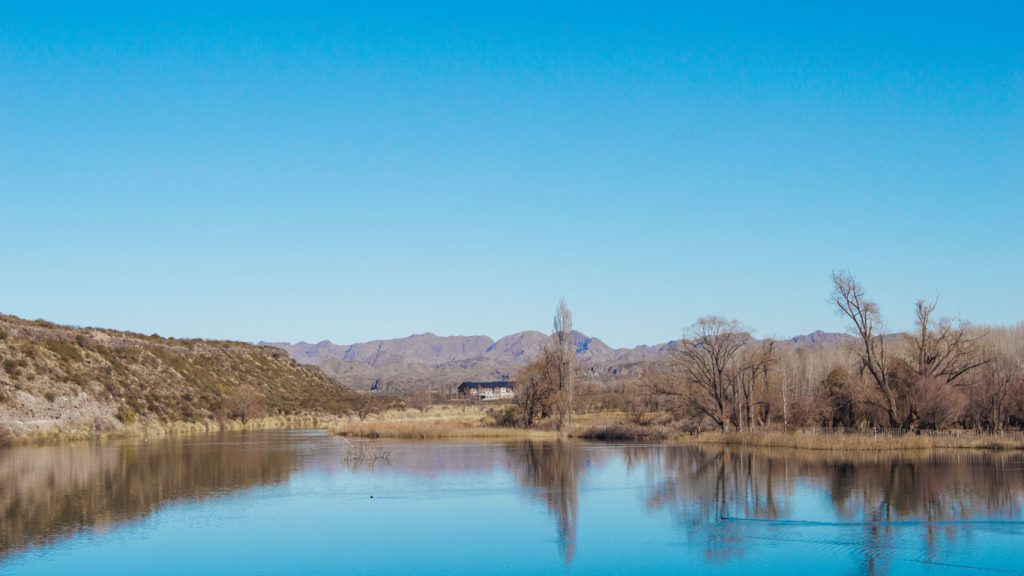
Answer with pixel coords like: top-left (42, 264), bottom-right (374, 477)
top-left (0, 314), bottom-right (356, 438)
top-left (266, 331), bottom-right (675, 392)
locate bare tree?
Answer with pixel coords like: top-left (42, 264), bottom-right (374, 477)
top-left (656, 316), bottom-right (750, 432)
top-left (901, 298), bottom-right (986, 428)
top-left (736, 339), bottom-right (775, 431)
top-left (221, 384), bottom-right (263, 424)
top-left (831, 271), bottom-right (902, 428)
top-left (515, 348), bottom-right (559, 428)
top-left (911, 298), bottom-right (987, 384)
top-left (349, 393), bottom-right (398, 421)
top-left (553, 298), bottom-right (575, 430)
top-left (408, 386), bottom-right (433, 413)
top-left (617, 379), bottom-right (655, 425)
top-left (961, 324), bottom-right (1023, 431)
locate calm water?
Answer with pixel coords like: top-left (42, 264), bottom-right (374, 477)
top-left (2, 430), bottom-right (1024, 575)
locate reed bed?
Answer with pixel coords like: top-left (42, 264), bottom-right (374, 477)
top-left (331, 419), bottom-right (556, 440)
top-left (328, 405), bottom-right (551, 439)
top-left (683, 429), bottom-right (1024, 451)
top-left (574, 422), bottom-right (672, 442)
top-left (328, 405), bottom-right (644, 440)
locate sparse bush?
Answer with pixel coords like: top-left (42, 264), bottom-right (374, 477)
top-left (349, 394), bottom-right (396, 421)
top-left (116, 405), bottom-right (137, 425)
top-left (91, 416), bottom-right (115, 433)
top-left (408, 387), bottom-right (433, 412)
top-left (69, 372), bottom-right (88, 388)
top-left (487, 405), bottom-right (520, 427)
top-left (43, 338), bottom-right (83, 362)
top-left (619, 380), bottom-right (656, 426)
top-left (43, 391), bottom-right (56, 402)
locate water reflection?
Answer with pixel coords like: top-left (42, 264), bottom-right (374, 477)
top-left (2, 433), bottom-right (1024, 575)
top-left (504, 441), bottom-right (588, 564)
top-left (0, 431), bottom-right (303, 558)
top-left (628, 446), bottom-right (1024, 574)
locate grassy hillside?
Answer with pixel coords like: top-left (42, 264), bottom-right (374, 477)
top-left (0, 314), bottom-right (357, 440)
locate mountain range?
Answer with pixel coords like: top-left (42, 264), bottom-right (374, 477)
top-left (264, 330), bottom-right (854, 392)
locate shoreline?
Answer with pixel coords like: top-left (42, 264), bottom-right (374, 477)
top-left (6, 407), bottom-right (1024, 452)
top-left (0, 413), bottom-right (347, 447)
top-left (333, 423), bottom-right (1024, 451)
top-left (327, 407), bottom-right (1024, 451)
top-left (675, 429), bottom-right (1024, 451)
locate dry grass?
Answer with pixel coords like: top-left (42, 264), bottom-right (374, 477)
top-left (5, 414), bottom-right (345, 446)
top-left (573, 422), bottom-right (672, 442)
top-left (681, 430), bottom-right (1024, 451)
top-left (330, 406), bottom-right (675, 441)
top-left (332, 420), bottom-right (557, 440)
top-left (329, 405), bottom-right (557, 440)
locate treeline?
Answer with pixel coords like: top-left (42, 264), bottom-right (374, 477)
top-left (512, 274), bottom-right (1024, 433)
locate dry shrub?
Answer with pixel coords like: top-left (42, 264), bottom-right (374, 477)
top-left (221, 384), bottom-right (264, 423)
top-left (116, 405), bottom-right (137, 425)
top-left (487, 405), bottom-right (519, 427)
top-left (619, 380), bottom-right (656, 425)
top-left (408, 387), bottom-right (433, 412)
top-left (577, 423), bottom-right (670, 442)
top-left (912, 376), bottom-right (966, 429)
top-left (690, 430), bottom-right (934, 451)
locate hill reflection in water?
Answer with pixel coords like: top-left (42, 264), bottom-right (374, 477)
top-left (0, 430), bottom-right (307, 558)
top-left (3, 432), bottom-right (1024, 575)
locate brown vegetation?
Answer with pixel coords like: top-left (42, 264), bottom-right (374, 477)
top-left (651, 317), bottom-right (772, 432)
top-left (515, 348), bottom-right (560, 428)
top-left (4, 271), bottom-right (1022, 450)
top-left (330, 406), bottom-right (556, 440)
top-left (684, 429), bottom-right (1024, 451)
top-left (635, 273), bottom-right (1010, 438)
top-left (0, 313), bottom-right (358, 441)
top-left (552, 298), bottom-right (575, 430)
top-left (576, 422), bottom-right (671, 442)
top-left (503, 273), bottom-right (1022, 446)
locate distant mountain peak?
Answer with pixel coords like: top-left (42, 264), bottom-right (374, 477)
top-left (271, 329), bottom-right (846, 391)
top-left (789, 330), bottom-right (853, 347)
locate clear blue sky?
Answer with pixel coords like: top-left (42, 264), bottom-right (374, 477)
top-left (1, 1), bottom-right (1022, 348)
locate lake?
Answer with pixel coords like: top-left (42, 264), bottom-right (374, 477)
top-left (2, 430), bottom-right (1023, 575)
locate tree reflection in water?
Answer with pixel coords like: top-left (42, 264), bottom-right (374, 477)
top-left (503, 440), bottom-right (589, 565)
top-left (0, 431), bottom-right (302, 558)
top-left (630, 445), bottom-right (1024, 575)
top-left (4, 434), bottom-right (1024, 574)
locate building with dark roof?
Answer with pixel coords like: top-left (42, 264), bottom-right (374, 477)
top-left (457, 381), bottom-right (515, 400)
